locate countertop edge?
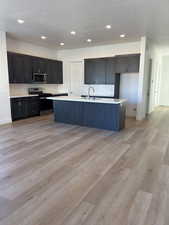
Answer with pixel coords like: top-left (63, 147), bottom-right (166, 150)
top-left (10, 93), bottom-right (68, 98)
top-left (10, 95), bottom-right (39, 98)
top-left (47, 97), bottom-right (126, 104)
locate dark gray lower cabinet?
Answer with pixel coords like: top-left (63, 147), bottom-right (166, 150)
top-left (11, 98), bottom-right (27, 121)
top-left (53, 100), bottom-right (126, 131)
top-left (28, 98), bottom-right (40, 117)
top-left (11, 97), bottom-right (40, 121)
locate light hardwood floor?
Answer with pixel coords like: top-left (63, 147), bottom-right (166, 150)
top-left (0, 107), bottom-right (169, 225)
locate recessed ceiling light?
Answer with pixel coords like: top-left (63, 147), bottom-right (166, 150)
top-left (17, 19), bottom-right (24, 24)
top-left (41, 36), bottom-right (47, 40)
top-left (87, 39), bottom-right (92, 43)
top-left (120, 34), bottom-right (126, 38)
top-left (70, 31), bottom-right (76, 35)
top-left (60, 42), bottom-right (65, 46)
top-left (105, 25), bottom-right (111, 29)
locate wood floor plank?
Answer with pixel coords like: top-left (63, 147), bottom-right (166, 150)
top-left (62, 201), bottom-right (94, 225)
top-left (127, 191), bottom-right (152, 225)
top-left (144, 165), bottom-right (169, 225)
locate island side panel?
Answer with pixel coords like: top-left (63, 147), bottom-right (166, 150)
top-left (53, 100), bottom-right (84, 125)
top-left (83, 102), bottom-right (125, 131)
top-left (119, 103), bottom-right (126, 130)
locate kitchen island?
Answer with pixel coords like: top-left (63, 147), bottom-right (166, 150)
top-left (48, 96), bottom-right (126, 131)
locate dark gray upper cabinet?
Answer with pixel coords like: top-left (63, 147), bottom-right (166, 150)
top-left (7, 52), bottom-right (63, 84)
top-left (32, 57), bottom-right (48, 74)
top-left (12, 53), bottom-right (24, 83)
top-left (85, 57), bottom-right (116, 85)
top-left (9, 53), bottom-right (32, 83)
top-left (23, 55), bottom-right (33, 83)
top-left (47, 59), bottom-right (58, 84)
top-left (47, 60), bottom-right (63, 84)
top-left (105, 57), bottom-right (116, 84)
top-left (7, 52), bottom-right (14, 83)
top-left (57, 61), bottom-right (63, 84)
top-left (115, 55), bottom-right (129, 73)
top-left (85, 58), bottom-right (106, 84)
top-left (115, 54), bottom-right (140, 73)
top-left (84, 59), bottom-right (96, 84)
top-left (84, 54), bottom-right (140, 85)
top-left (127, 54), bottom-right (140, 73)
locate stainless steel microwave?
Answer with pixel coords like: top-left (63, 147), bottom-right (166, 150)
top-left (32, 73), bottom-right (48, 83)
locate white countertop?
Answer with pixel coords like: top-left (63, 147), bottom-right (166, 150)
top-left (10, 94), bottom-right (39, 98)
top-left (47, 96), bottom-right (126, 104)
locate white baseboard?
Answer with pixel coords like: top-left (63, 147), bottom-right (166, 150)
top-left (0, 118), bottom-right (12, 126)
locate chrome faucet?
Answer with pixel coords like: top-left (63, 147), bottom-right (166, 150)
top-left (88, 86), bottom-right (95, 99)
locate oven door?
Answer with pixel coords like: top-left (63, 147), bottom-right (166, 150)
top-left (32, 73), bottom-right (47, 83)
top-left (40, 97), bottom-right (53, 112)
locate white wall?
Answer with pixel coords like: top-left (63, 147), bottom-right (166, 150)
top-left (156, 46), bottom-right (169, 107)
top-left (148, 42), bottom-right (161, 112)
top-left (0, 32), bottom-right (12, 125)
top-left (10, 84), bottom-right (67, 96)
top-left (159, 55), bottom-right (169, 105)
top-left (7, 38), bottom-right (57, 59)
top-left (148, 42), bottom-right (169, 111)
top-left (7, 38), bottom-right (68, 95)
top-left (136, 37), bottom-right (152, 120)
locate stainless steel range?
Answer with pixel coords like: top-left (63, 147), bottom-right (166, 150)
top-left (28, 88), bottom-right (68, 114)
top-left (28, 88), bottom-right (53, 114)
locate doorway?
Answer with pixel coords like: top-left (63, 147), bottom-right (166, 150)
top-left (69, 61), bottom-right (83, 96)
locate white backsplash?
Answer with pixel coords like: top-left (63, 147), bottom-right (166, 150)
top-left (80, 85), bottom-right (114, 97)
top-left (10, 83), bottom-right (114, 97)
top-left (10, 84), bottom-right (68, 96)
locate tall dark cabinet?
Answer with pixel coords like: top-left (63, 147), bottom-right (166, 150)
top-left (105, 58), bottom-right (116, 84)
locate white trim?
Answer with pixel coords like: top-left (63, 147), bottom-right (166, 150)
top-left (0, 118), bottom-right (12, 125)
